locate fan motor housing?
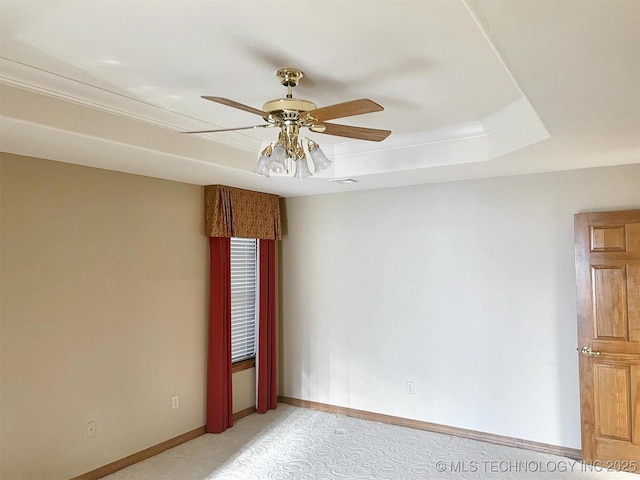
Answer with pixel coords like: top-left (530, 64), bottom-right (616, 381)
top-left (262, 98), bottom-right (317, 114)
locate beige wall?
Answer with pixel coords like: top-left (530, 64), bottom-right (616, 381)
top-left (0, 154), bottom-right (255, 479)
top-left (233, 368), bottom-right (256, 413)
top-left (280, 163), bottom-right (640, 450)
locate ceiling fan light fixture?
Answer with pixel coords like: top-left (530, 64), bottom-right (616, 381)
top-left (307, 139), bottom-right (332, 173)
top-left (270, 162), bottom-right (285, 175)
top-left (190, 68), bottom-right (390, 180)
top-left (253, 147), bottom-right (273, 177)
top-left (293, 157), bottom-right (313, 179)
top-left (272, 144), bottom-right (286, 163)
top-left (269, 144), bottom-right (288, 173)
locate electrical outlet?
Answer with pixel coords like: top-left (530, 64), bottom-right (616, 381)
top-left (406, 381), bottom-right (414, 394)
top-left (172, 395), bottom-right (179, 409)
top-left (86, 421), bottom-right (96, 438)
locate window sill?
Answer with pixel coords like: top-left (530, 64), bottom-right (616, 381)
top-left (232, 358), bottom-right (255, 373)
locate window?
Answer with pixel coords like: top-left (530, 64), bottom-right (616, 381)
top-left (230, 237), bottom-right (258, 363)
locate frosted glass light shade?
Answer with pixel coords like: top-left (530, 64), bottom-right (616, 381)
top-left (309, 144), bottom-right (332, 172)
top-left (253, 153), bottom-right (272, 177)
top-left (273, 145), bottom-right (286, 162)
top-left (270, 161), bottom-right (285, 174)
top-left (293, 159), bottom-right (312, 179)
top-left (271, 145), bottom-right (287, 172)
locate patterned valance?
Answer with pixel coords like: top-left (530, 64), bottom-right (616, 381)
top-left (204, 185), bottom-right (282, 240)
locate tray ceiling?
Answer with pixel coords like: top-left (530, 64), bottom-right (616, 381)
top-left (0, 0), bottom-right (638, 196)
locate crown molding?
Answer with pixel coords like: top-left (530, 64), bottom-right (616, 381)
top-left (0, 57), bottom-right (261, 152)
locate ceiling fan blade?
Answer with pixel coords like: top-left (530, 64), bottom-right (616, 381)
top-left (303, 99), bottom-right (383, 122)
top-left (315, 122), bottom-right (391, 142)
top-left (180, 124), bottom-right (274, 134)
top-left (201, 96), bottom-right (269, 117)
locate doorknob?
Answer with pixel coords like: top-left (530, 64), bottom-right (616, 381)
top-left (580, 346), bottom-right (601, 356)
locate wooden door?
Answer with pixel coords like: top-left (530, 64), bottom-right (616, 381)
top-left (575, 210), bottom-right (640, 469)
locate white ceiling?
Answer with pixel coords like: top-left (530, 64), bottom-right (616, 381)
top-left (0, 0), bottom-right (638, 197)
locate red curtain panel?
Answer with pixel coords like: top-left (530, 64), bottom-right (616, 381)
top-left (257, 239), bottom-right (278, 413)
top-left (207, 237), bottom-right (233, 433)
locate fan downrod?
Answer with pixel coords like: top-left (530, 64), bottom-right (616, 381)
top-left (263, 68), bottom-right (317, 114)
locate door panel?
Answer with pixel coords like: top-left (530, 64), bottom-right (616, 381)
top-left (592, 266), bottom-right (627, 339)
top-left (591, 225), bottom-right (626, 251)
top-left (628, 224), bottom-right (640, 252)
top-left (595, 364), bottom-right (630, 440)
top-left (630, 266), bottom-right (640, 342)
top-left (575, 210), bottom-right (640, 468)
top-left (632, 365), bottom-right (640, 446)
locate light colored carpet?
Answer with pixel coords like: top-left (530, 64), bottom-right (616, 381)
top-left (104, 404), bottom-right (637, 479)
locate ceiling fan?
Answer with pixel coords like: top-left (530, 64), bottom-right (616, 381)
top-left (181, 68), bottom-right (391, 178)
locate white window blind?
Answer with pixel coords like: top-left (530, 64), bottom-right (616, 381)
top-left (230, 237), bottom-right (258, 363)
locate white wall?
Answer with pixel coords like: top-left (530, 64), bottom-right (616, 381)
top-left (280, 163), bottom-right (640, 450)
